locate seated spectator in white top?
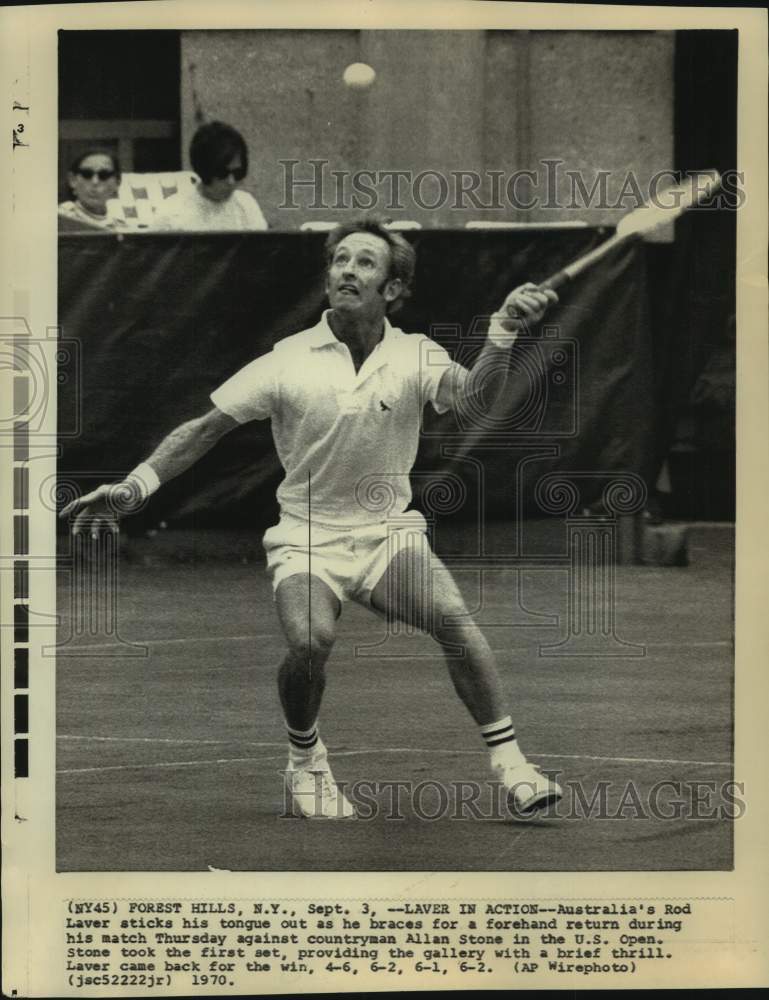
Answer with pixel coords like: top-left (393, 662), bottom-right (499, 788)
top-left (155, 121), bottom-right (268, 232)
top-left (58, 149), bottom-right (126, 230)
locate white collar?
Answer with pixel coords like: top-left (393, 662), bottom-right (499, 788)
top-left (308, 310), bottom-right (396, 352)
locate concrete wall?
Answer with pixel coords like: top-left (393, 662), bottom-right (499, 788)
top-left (180, 29), bottom-right (674, 229)
top-left (526, 31), bottom-right (675, 223)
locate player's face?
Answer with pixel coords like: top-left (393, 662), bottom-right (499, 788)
top-left (326, 233), bottom-right (400, 317)
top-left (200, 156), bottom-right (245, 203)
top-left (68, 153), bottom-right (119, 216)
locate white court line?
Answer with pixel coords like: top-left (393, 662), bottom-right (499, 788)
top-left (57, 635), bottom-right (732, 653)
top-left (57, 634), bottom-right (263, 651)
top-left (332, 749), bottom-right (734, 768)
top-left (57, 754), bottom-right (287, 775)
top-left (532, 752), bottom-right (731, 767)
top-left (57, 745), bottom-right (732, 775)
top-left (58, 734), bottom-right (285, 748)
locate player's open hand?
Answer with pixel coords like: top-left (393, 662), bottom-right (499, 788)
top-left (59, 480), bottom-right (146, 537)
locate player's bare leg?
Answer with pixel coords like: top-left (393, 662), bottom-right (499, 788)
top-left (369, 541), bottom-right (562, 814)
top-left (370, 542), bottom-right (506, 723)
top-left (276, 574), bottom-right (339, 729)
top-left (275, 574), bottom-right (355, 819)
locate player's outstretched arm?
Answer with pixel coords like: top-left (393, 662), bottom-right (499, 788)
top-left (435, 283), bottom-right (558, 412)
top-left (59, 406), bottom-right (238, 535)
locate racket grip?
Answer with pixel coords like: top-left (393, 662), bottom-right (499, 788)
top-left (539, 231), bottom-right (628, 293)
top-left (539, 271), bottom-right (570, 292)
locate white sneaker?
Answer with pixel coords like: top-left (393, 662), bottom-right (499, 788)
top-left (284, 755), bottom-right (356, 820)
top-left (493, 759), bottom-right (563, 815)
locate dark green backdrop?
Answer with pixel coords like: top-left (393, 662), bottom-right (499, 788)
top-left (57, 228), bottom-right (720, 530)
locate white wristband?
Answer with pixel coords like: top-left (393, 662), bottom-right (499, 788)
top-left (487, 313), bottom-right (519, 349)
top-left (127, 461), bottom-right (161, 499)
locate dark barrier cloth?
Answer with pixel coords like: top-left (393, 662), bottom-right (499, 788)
top-left (643, 209), bottom-right (736, 519)
top-left (58, 229), bottom-right (652, 529)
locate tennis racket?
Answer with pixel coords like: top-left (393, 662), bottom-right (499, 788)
top-left (539, 170), bottom-right (722, 292)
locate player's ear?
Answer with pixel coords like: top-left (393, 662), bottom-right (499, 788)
top-left (383, 277), bottom-right (402, 304)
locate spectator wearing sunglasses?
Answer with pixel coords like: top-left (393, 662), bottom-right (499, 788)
top-left (59, 149), bottom-right (125, 229)
top-left (155, 121), bottom-right (268, 231)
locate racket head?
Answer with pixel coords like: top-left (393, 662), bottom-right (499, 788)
top-left (616, 170), bottom-right (721, 238)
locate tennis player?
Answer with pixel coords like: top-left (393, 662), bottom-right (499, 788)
top-left (62, 219), bottom-right (560, 820)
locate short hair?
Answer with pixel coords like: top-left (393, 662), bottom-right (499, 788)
top-left (324, 217), bottom-right (416, 313)
top-left (68, 148), bottom-right (121, 180)
top-left (189, 121), bottom-right (249, 185)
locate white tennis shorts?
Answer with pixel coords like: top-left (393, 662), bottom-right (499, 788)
top-left (262, 509), bottom-right (432, 607)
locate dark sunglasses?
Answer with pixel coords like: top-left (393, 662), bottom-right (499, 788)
top-left (211, 166), bottom-right (246, 181)
top-left (76, 168), bottom-right (116, 181)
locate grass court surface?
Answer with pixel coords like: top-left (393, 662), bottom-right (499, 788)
top-left (56, 524), bottom-right (734, 871)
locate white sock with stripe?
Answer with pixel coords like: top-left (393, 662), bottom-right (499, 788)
top-left (480, 715), bottom-right (526, 767)
top-left (286, 722), bottom-right (326, 766)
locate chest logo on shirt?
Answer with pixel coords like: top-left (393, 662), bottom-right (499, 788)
top-left (379, 400), bottom-right (391, 412)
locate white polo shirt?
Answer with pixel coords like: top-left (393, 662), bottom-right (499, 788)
top-left (210, 311), bottom-right (454, 527)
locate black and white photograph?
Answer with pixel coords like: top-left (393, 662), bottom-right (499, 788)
top-left (2, 1), bottom-right (768, 995)
top-left (54, 18), bottom-right (740, 871)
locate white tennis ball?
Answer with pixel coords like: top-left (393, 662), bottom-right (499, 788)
top-left (343, 62), bottom-right (376, 90)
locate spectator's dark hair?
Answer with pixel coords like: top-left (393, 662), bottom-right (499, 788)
top-left (68, 148), bottom-right (121, 180)
top-left (324, 217), bottom-right (415, 313)
top-left (190, 121), bottom-right (249, 185)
